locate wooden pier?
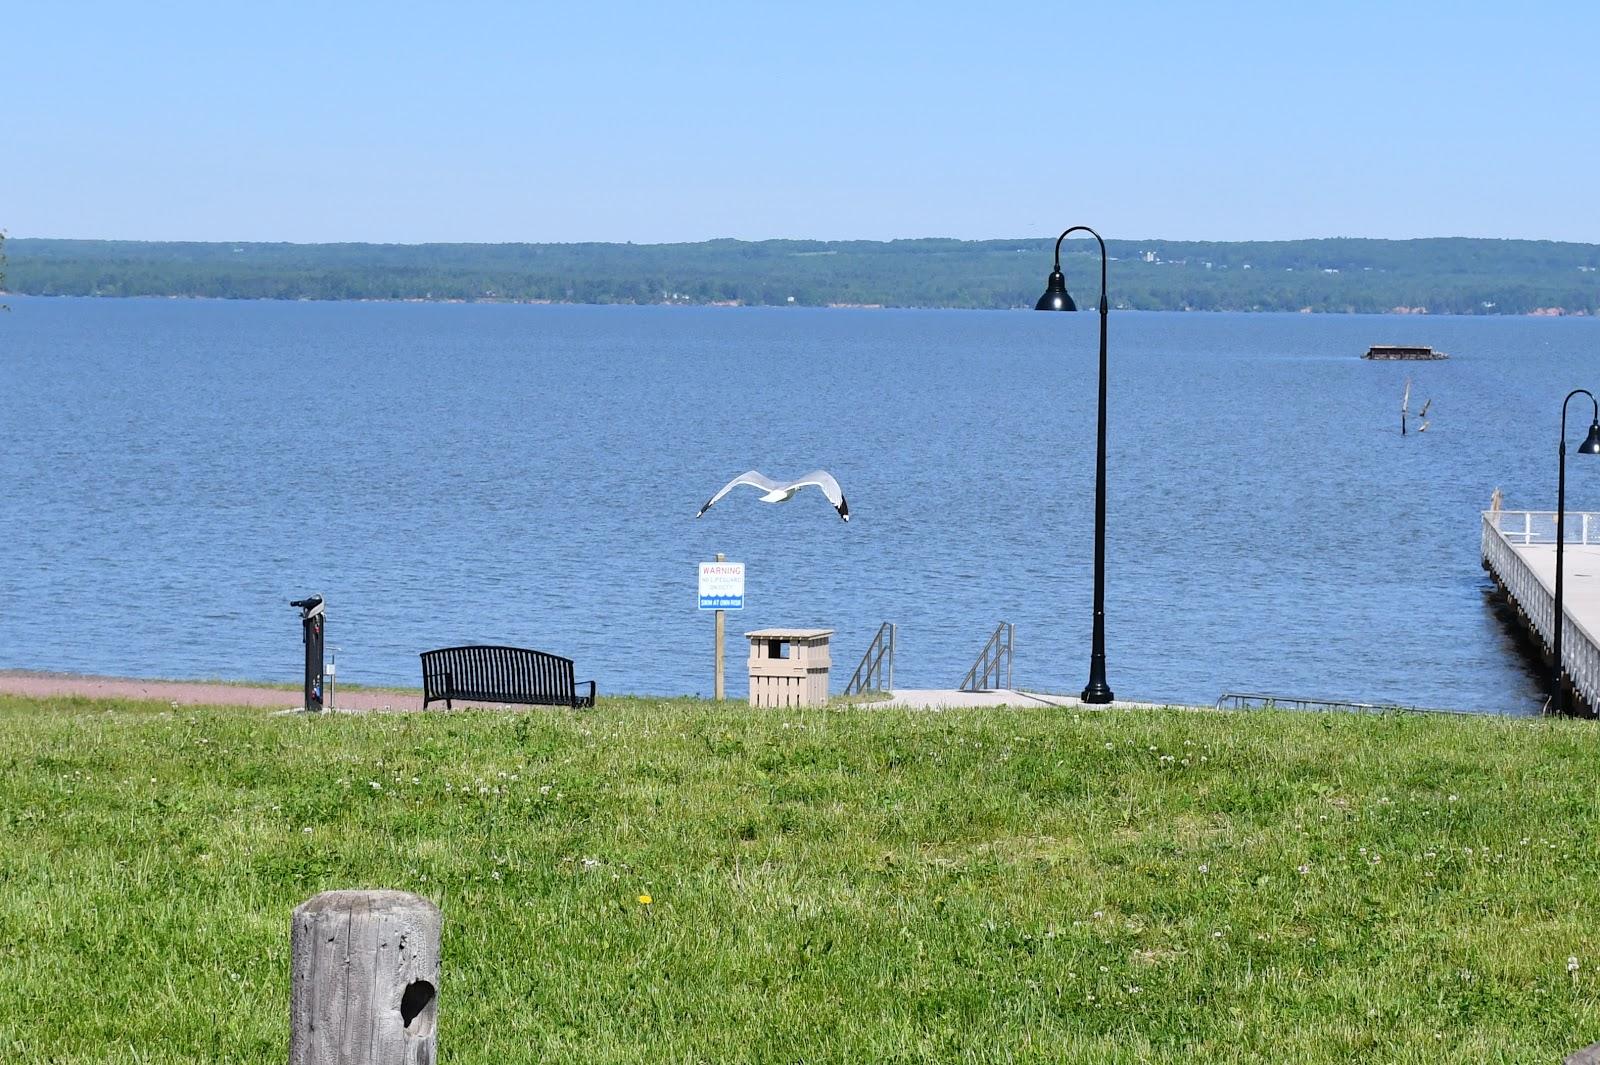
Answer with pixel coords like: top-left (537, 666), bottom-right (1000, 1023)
top-left (1481, 510), bottom-right (1600, 714)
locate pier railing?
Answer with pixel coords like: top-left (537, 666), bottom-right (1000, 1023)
top-left (1481, 510), bottom-right (1600, 712)
top-left (1484, 509), bottom-right (1600, 547)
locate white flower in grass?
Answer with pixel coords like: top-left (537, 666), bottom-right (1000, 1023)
top-left (1198, 863), bottom-right (1209, 874)
top-left (1297, 864), bottom-right (1310, 875)
top-left (369, 781), bottom-right (381, 791)
top-left (1570, 956), bottom-right (1581, 973)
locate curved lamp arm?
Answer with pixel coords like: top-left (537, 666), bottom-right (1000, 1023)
top-left (1052, 226), bottom-right (1109, 313)
top-left (1562, 388), bottom-right (1599, 449)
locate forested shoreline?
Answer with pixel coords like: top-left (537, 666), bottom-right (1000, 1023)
top-left (5, 235), bottom-right (1598, 314)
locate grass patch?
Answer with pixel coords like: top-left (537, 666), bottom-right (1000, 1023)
top-left (3, 694), bottom-right (1599, 1061)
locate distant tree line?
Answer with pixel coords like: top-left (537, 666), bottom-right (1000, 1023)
top-left (5, 235), bottom-right (1598, 314)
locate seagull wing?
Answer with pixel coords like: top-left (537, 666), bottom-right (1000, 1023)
top-left (696, 471), bottom-right (784, 517)
top-left (787, 470), bottom-right (849, 521)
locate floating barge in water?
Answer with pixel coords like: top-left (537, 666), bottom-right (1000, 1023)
top-left (1363, 344), bottom-right (1448, 360)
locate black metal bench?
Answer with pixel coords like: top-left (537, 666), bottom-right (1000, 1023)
top-left (419, 645), bottom-right (596, 710)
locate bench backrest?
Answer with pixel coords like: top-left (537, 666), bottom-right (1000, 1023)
top-left (420, 645), bottom-right (575, 703)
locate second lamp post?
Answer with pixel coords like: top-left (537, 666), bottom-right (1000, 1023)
top-left (1036, 226), bottom-right (1114, 703)
top-left (1552, 389), bottom-right (1600, 715)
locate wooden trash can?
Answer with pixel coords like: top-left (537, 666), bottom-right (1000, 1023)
top-left (745, 628), bottom-right (833, 707)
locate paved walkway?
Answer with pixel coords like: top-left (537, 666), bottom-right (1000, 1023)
top-left (0, 672), bottom-right (1199, 714)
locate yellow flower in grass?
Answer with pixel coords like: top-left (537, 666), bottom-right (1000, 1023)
top-left (638, 894), bottom-right (653, 906)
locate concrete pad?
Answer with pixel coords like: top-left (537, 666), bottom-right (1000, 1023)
top-left (877, 689), bottom-right (1193, 711)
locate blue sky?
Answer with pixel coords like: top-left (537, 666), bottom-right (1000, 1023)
top-left (5, 1), bottom-right (1598, 244)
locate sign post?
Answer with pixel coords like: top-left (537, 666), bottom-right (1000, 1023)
top-left (715, 558), bottom-right (724, 701)
top-left (698, 556), bottom-right (745, 700)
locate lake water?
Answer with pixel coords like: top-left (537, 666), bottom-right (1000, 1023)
top-left (2, 296), bottom-right (1596, 712)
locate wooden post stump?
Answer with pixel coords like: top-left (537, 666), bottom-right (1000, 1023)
top-left (290, 890), bottom-right (440, 1065)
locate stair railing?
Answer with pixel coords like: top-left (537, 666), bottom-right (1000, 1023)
top-left (958, 622), bottom-right (1013, 692)
top-left (843, 622), bottom-right (896, 695)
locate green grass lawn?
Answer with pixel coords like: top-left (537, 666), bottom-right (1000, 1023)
top-left (4, 694), bottom-right (1600, 1063)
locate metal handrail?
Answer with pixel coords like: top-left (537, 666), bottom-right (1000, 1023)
top-left (959, 622), bottom-right (1013, 692)
top-left (1214, 691), bottom-right (1470, 716)
top-left (843, 622), bottom-right (895, 695)
top-left (1484, 509), bottom-right (1600, 546)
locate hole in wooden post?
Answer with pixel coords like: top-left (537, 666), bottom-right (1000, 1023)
top-left (400, 979), bottom-right (436, 1036)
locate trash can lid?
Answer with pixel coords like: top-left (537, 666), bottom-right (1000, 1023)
top-left (744, 628), bottom-right (834, 640)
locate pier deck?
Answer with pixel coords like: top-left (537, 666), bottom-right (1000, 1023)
top-left (1481, 510), bottom-right (1600, 713)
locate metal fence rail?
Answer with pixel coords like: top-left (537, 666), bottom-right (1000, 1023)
top-left (843, 622), bottom-right (895, 695)
top-left (1214, 691), bottom-right (1469, 716)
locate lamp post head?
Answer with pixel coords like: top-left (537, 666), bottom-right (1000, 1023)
top-left (1581, 421), bottom-right (1600, 455)
top-left (1035, 269), bottom-right (1077, 312)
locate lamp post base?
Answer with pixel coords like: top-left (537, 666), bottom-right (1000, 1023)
top-left (1081, 682), bottom-right (1114, 704)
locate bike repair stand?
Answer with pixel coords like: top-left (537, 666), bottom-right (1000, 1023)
top-left (289, 595), bottom-right (325, 712)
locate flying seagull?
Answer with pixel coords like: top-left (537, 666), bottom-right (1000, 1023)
top-left (696, 470), bottom-right (849, 521)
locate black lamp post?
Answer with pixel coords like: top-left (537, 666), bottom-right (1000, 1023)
top-left (1035, 226), bottom-right (1114, 704)
top-left (1552, 389), bottom-right (1600, 715)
